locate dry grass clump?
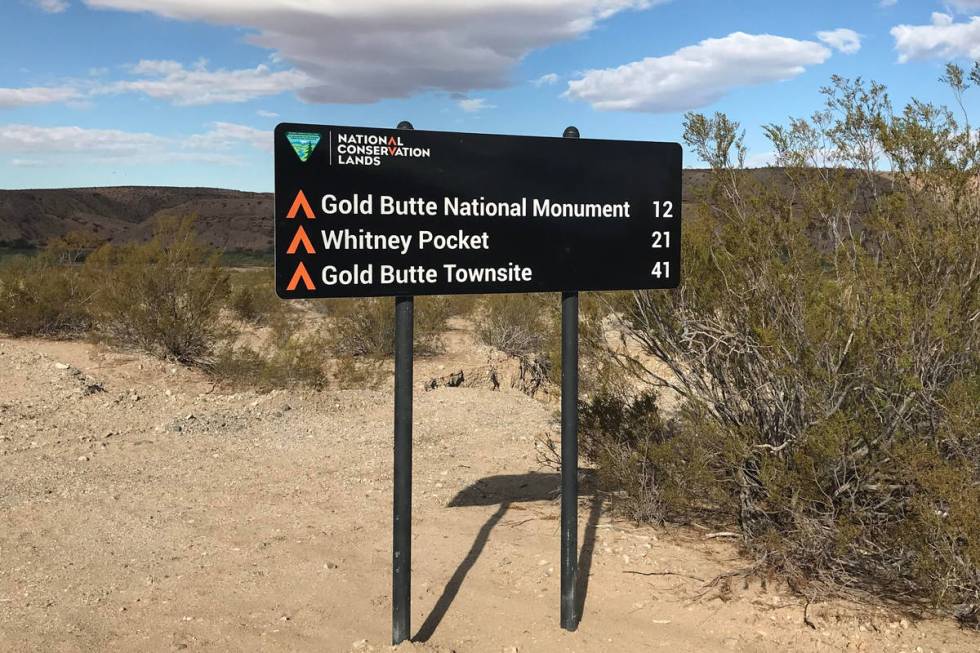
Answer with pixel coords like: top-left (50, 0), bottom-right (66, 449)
top-left (583, 72), bottom-right (980, 619)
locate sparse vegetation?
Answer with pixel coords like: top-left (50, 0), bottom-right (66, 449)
top-left (583, 71), bottom-right (980, 618)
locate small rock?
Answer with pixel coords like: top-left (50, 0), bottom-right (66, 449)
top-left (77, 455), bottom-right (89, 462)
top-left (54, 362), bottom-right (70, 370)
top-left (900, 618), bottom-right (910, 629)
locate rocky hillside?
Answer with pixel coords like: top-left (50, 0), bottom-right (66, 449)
top-left (0, 186), bottom-right (274, 252)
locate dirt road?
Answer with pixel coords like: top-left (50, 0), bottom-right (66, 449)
top-left (1, 335), bottom-right (975, 652)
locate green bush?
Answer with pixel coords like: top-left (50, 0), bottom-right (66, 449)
top-left (0, 254), bottom-right (90, 337)
top-left (83, 216), bottom-right (231, 365)
top-left (585, 71), bottom-right (980, 615)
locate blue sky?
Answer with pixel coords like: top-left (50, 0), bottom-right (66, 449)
top-left (1, 0), bottom-right (979, 192)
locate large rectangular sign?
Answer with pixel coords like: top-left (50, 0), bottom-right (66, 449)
top-left (274, 123), bottom-right (681, 298)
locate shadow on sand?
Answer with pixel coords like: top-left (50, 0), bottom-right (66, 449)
top-left (414, 471), bottom-right (602, 642)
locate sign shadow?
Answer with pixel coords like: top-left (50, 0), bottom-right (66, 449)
top-left (414, 471), bottom-right (600, 642)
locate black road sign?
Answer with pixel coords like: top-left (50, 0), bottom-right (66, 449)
top-left (274, 123), bottom-right (681, 298)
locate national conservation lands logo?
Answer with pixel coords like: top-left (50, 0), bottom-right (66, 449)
top-left (285, 129), bottom-right (432, 167)
top-left (286, 132), bottom-right (321, 162)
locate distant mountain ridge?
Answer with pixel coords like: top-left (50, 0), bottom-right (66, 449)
top-left (0, 186), bottom-right (275, 252)
top-left (0, 173), bottom-right (719, 252)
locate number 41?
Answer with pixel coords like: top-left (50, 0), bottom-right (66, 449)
top-left (651, 262), bottom-right (670, 279)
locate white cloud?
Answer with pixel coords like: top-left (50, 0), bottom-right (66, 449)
top-left (83, 0), bottom-right (664, 103)
top-left (0, 122), bottom-right (269, 167)
top-left (456, 97), bottom-right (496, 112)
top-left (33, 0), bottom-right (70, 13)
top-left (257, 109), bottom-right (279, 118)
top-left (184, 121), bottom-right (272, 152)
top-left (946, 1), bottom-right (980, 13)
top-left (0, 86), bottom-right (79, 108)
top-left (892, 13), bottom-right (980, 62)
top-left (101, 59), bottom-right (311, 106)
top-left (0, 124), bottom-right (165, 155)
top-left (817, 28), bottom-right (862, 54)
top-left (879, 0), bottom-right (897, 7)
top-left (565, 32), bottom-right (831, 113)
top-left (10, 158), bottom-right (46, 168)
top-left (533, 72), bottom-right (560, 86)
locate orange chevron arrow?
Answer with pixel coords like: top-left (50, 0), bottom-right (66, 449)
top-left (286, 189), bottom-right (315, 219)
top-left (286, 224), bottom-right (315, 254)
top-left (286, 262), bottom-right (315, 291)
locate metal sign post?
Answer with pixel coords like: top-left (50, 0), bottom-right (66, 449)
top-left (559, 126), bottom-right (580, 632)
top-left (392, 120), bottom-right (415, 646)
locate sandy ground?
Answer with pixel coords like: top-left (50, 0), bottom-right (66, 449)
top-left (1, 332), bottom-right (977, 653)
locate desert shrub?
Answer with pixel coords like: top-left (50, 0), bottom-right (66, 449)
top-left (212, 319), bottom-right (329, 390)
top-left (477, 293), bottom-right (555, 357)
top-left (0, 253), bottom-right (90, 337)
top-left (228, 268), bottom-right (282, 325)
top-left (478, 292), bottom-right (611, 389)
top-left (83, 216), bottom-right (231, 365)
top-left (586, 72), bottom-right (980, 615)
top-left (45, 230), bottom-right (104, 265)
top-left (322, 295), bottom-right (451, 357)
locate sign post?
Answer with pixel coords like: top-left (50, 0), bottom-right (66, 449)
top-left (273, 121), bottom-right (681, 642)
top-left (392, 120), bottom-right (415, 646)
top-left (560, 125), bottom-right (580, 632)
